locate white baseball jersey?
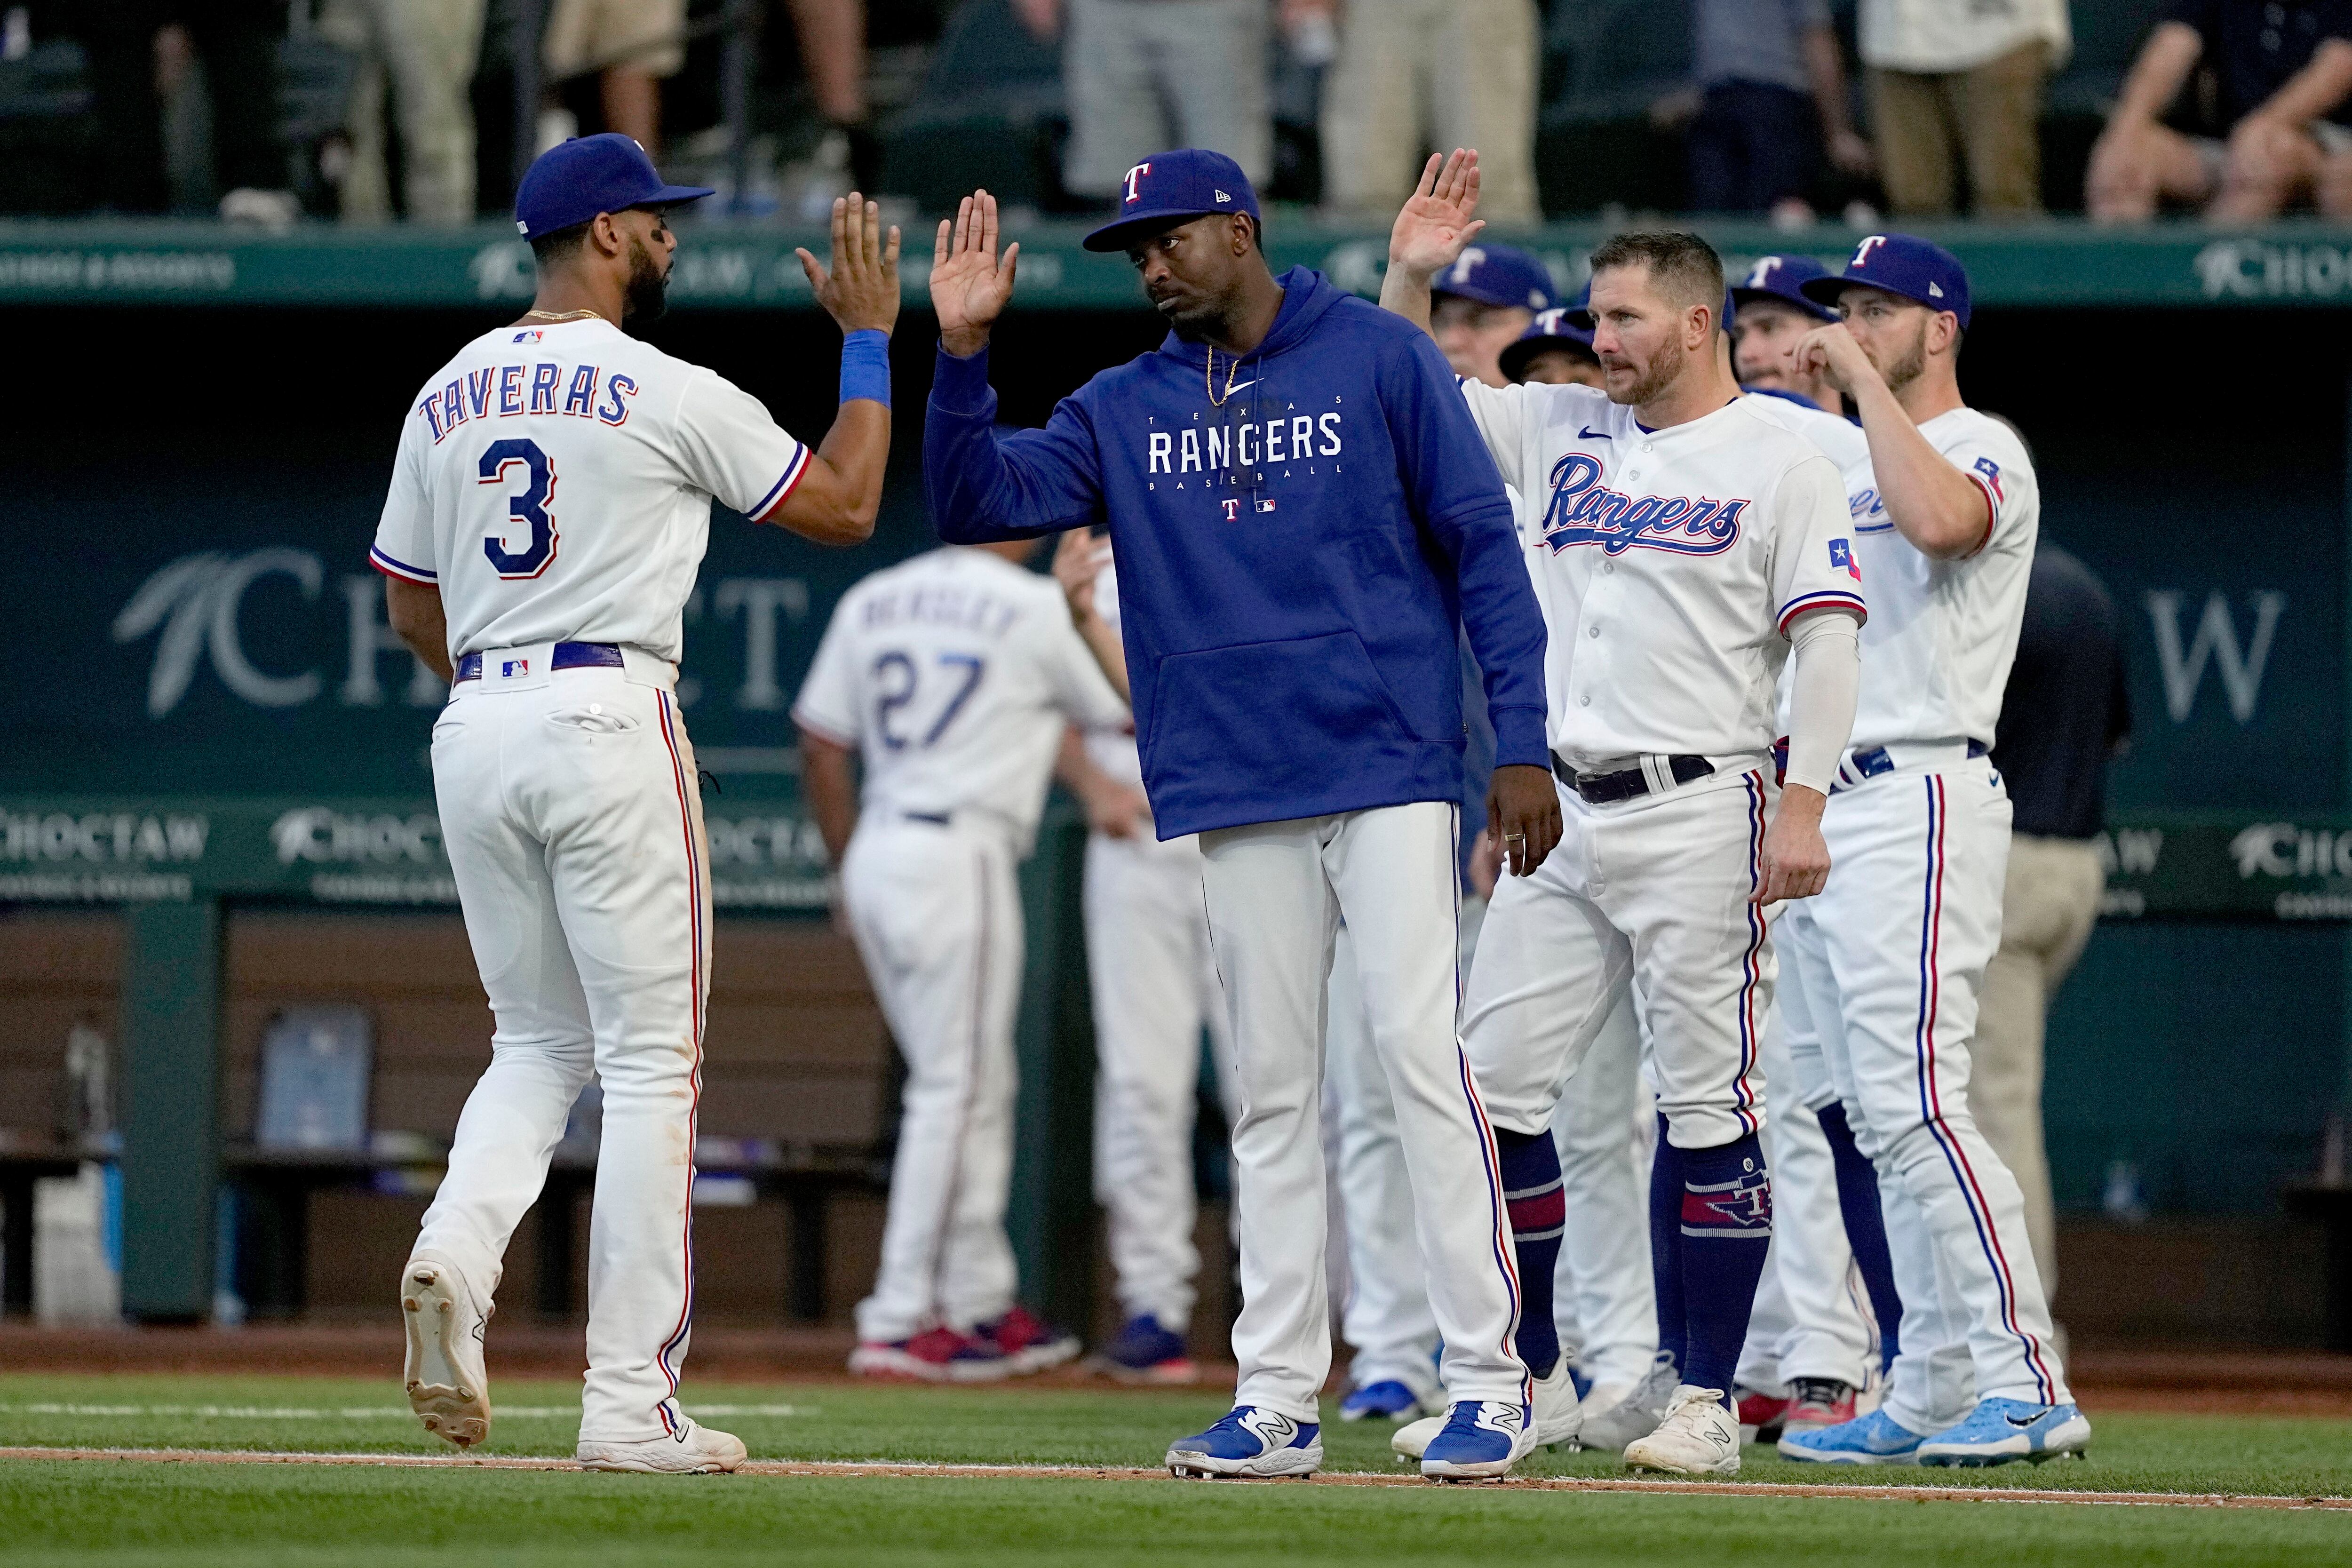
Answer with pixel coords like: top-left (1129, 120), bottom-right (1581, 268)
top-left (1077, 552), bottom-right (1144, 788)
top-left (792, 547), bottom-right (1129, 854)
top-left (1455, 381), bottom-right (1867, 769)
top-left (370, 317), bottom-right (811, 662)
top-left (1836, 408), bottom-right (2038, 751)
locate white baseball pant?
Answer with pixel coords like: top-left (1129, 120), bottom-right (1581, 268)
top-left (1784, 760), bottom-right (2069, 1433)
top-left (416, 652), bottom-right (708, 1443)
top-left (1083, 828), bottom-right (1237, 1332)
top-left (1463, 772), bottom-right (1772, 1152)
top-left (1732, 992), bottom-right (1876, 1393)
top-left (1549, 989), bottom-right (1660, 1390)
top-left (842, 818), bottom-right (1027, 1343)
top-left (1200, 801), bottom-right (1528, 1421)
top-left (1325, 919), bottom-right (1441, 1402)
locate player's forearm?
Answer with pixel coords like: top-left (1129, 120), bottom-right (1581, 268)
top-left (1053, 725), bottom-right (1124, 804)
top-left (1780, 608), bottom-right (1860, 795)
top-left (806, 400), bottom-right (891, 541)
top-left (384, 577), bottom-right (455, 683)
top-left (1075, 608), bottom-right (1130, 702)
top-left (798, 737), bottom-right (860, 862)
top-left (1440, 503), bottom-right (1550, 767)
top-left (2253, 38), bottom-right (2352, 127)
top-left (1851, 378), bottom-right (1988, 558)
top-left (1377, 260), bottom-right (1436, 334)
top-left (2112, 22), bottom-right (2201, 126)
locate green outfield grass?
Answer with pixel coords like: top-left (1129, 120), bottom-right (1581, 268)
top-left (1, 1374), bottom-right (2348, 1566)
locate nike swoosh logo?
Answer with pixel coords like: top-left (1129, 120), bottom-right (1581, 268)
top-left (1580, 427), bottom-right (1611, 440)
top-left (2003, 1410), bottom-right (2050, 1427)
top-left (1225, 379), bottom-right (1257, 396)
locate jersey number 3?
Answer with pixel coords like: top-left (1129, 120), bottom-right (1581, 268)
top-left (478, 438), bottom-right (559, 579)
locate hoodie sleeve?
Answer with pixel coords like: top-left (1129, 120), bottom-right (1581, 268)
top-left (924, 345), bottom-right (1106, 541)
top-left (1377, 330), bottom-right (1551, 772)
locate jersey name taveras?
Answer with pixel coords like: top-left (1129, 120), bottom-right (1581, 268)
top-left (1457, 382), bottom-right (1865, 770)
top-left (370, 317), bottom-right (810, 663)
top-left (793, 548), bottom-right (1129, 855)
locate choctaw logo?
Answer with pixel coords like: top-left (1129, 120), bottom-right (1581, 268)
top-left (1539, 453), bottom-right (1749, 558)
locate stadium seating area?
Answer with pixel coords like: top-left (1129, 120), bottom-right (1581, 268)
top-left (0, 0), bottom-right (2169, 221)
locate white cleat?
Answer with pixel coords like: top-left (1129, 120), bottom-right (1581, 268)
top-left (1390, 1411), bottom-right (1443, 1462)
top-left (1530, 1358), bottom-right (1582, 1449)
top-left (1577, 1351), bottom-right (1679, 1451)
top-left (1623, 1385), bottom-right (1743, 1477)
top-left (401, 1251), bottom-right (491, 1449)
top-left (578, 1418), bottom-right (748, 1474)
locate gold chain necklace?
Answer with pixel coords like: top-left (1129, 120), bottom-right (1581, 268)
top-left (524, 308), bottom-right (604, 323)
top-left (1206, 346), bottom-right (1244, 408)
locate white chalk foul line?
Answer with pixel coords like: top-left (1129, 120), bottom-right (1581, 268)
top-left (0, 1404), bottom-right (808, 1421)
top-left (0, 1448), bottom-right (2346, 1510)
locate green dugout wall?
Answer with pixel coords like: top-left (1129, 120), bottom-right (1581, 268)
top-left (8, 216), bottom-right (2352, 1318)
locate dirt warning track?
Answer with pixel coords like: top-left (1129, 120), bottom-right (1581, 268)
top-left (5, 1446), bottom-right (2348, 1511)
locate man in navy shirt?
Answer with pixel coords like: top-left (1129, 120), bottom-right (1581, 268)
top-left (922, 151), bottom-right (1558, 1481)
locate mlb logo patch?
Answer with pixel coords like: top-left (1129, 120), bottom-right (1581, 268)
top-left (513, 329), bottom-right (544, 343)
top-left (1255, 498), bottom-right (1276, 513)
top-left (1828, 538), bottom-right (1860, 581)
top-left (501, 658), bottom-right (530, 678)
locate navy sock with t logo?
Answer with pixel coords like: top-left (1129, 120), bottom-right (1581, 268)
top-left (1493, 1127), bottom-right (1564, 1380)
top-left (1816, 1099), bottom-right (1902, 1371)
top-left (1676, 1130), bottom-right (1772, 1397)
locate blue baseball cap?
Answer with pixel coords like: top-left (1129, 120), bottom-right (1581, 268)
top-left (1801, 233), bottom-right (1971, 330)
top-left (515, 133), bottom-right (715, 240)
top-left (1498, 300), bottom-right (1597, 382)
top-left (1432, 244), bottom-right (1555, 312)
top-left (1732, 253), bottom-right (1838, 322)
top-left (1083, 149), bottom-right (1262, 252)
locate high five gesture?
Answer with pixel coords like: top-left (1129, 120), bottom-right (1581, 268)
top-left (932, 190), bottom-right (1021, 356)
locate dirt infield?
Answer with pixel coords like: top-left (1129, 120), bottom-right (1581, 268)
top-left (5, 1444), bottom-right (2348, 1511)
top-left (7, 1325), bottom-right (2351, 1417)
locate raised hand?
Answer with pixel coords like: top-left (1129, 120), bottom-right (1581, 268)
top-left (1789, 320), bottom-right (1875, 399)
top-left (796, 192), bottom-right (902, 336)
top-left (1388, 149), bottom-right (1486, 285)
top-left (1052, 529), bottom-right (1110, 624)
top-left (931, 190), bottom-right (1020, 356)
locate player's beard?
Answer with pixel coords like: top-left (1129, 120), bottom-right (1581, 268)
top-left (1870, 317), bottom-right (1928, 395)
top-left (622, 236), bottom-right (670, 325)
top-left (1605, 338), bottom-right (1683, 408)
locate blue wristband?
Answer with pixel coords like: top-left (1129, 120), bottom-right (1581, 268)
top-left (840, 329), bottom-right (891, 408)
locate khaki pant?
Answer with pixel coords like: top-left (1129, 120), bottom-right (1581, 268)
top-left (1971, 832), bottom-right (2103, 1303)
top-left (1319, 0), bottom-right (1540, 223)
top-left (1867, 40), bottom-right (2047, 218)
top-left (1061, 0), bottom-right (1272, 197)
top-left (319, 0), bottom-right (485, 225)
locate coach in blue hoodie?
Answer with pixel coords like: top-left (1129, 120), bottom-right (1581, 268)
top-left (923, 152), bottom-right (1557, 1482)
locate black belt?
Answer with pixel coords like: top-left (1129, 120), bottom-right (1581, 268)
top-left (901, 811), bottom-right (953, 826)
top-left (1550, 750), bottom-right (1715, 805)
top-left (453, 641), bottom-right (623, 682)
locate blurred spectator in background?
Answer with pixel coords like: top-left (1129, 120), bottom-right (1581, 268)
top-left (1674, 0), bottom-right (1872, 221)
top-left (1729, 252), bottom-right (1844, 414)
top-left (76, 0), bottom-right (295, 223)
top-left (2087, 2), bottom-right (2352, 223)
top-left (1315, 0), bottom-right (1539, 224)
top-left (1498, 295), bottom-right (1602, 389)
top-left (1428, 242), bottom-right (1553, 387)
top-left (1016, 0), bottom-right (1271, 207)
top-left (545, 0), bottom-right (683, 151)
top-left (1859, 0), bottom-right (2070, 217)
top-left (1983, 539), bottom-right (2131, 1308)
top-left (318, 0), bottom-right (483, 223)
top-left (789, 0), bottom-right (880, 192)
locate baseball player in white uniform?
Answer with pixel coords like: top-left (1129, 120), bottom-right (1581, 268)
top-left (795, 540), bottom-right (1128, 1380)
top-left (374, 135), bottom-right (899, 1472)
top-left (1772, 236), bottom-right (2090, 1468)
top-left (1050, 541), bottom-right (1239, 1383)
top-left (1382, 152), bottom-right (1866, 1478)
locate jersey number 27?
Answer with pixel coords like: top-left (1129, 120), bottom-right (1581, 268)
top-left (479, 438), bottom-right (559, 579)
top-left (874, 651), bottom-right (986, 750)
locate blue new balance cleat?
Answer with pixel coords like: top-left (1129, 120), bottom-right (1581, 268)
top-left (1165, 1406), bottom-right (1322, 1479)
top-left (1917, 1398), bottom-right (2091, 1467)
top-left (1777, 1407), bottom-right (1930, 1465)
top-left (1419, 1400), bottom-right (1534, 1482)
top-left (1339, 1379), bottom-right (1432, 1422)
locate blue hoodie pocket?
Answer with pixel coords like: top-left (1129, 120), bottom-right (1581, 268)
top-left (1146, 630), bottom-right (1418, 794)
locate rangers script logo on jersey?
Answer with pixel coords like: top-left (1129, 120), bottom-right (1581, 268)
top-left (1538, 452), bottom-right (1749, 558)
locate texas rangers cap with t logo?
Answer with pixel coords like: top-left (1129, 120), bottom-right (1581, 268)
top-left (514, 133), bottom-right (715, 239)
top-left (1801, 233), bottom-right (1971, 330)
top-left (1433, 243), bottom-right (1556, 312)
top-left (1732, 253), bottom-right (1838, 322)
top-left (1082, 149), bottom-right (1262, 253)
